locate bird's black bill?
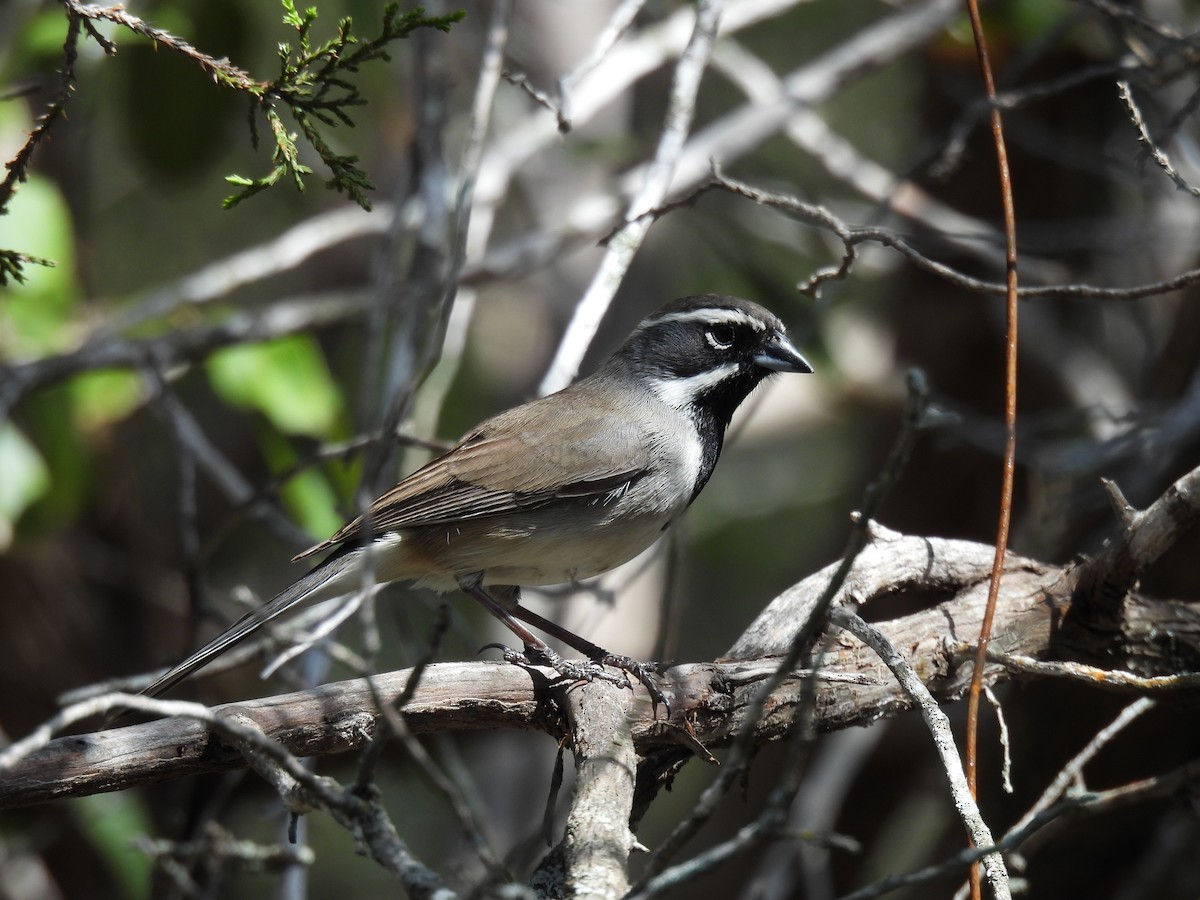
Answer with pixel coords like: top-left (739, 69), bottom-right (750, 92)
top-left (755, 333), bottom-right (813, 374)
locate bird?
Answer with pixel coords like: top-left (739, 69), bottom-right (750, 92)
top-left (139, 294), bottom-right (813, 705)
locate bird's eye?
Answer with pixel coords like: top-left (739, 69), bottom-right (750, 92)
top-left (705, 325), bottom-right (736, 350)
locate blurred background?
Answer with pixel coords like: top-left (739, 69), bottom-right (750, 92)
top-left (2, 0), bottom-right (1200, 897)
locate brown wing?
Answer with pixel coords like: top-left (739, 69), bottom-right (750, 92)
top-left (293, 383), bottom-right (654, 562)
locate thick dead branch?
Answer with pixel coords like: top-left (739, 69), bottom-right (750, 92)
top-left (724, 527), bottom-right (1044, 660)
top-left (531, 679), bottom-right (640, 897)
top-left (4, 527), bottom-right (1198, 810)
top-left (1065, 464), bottom-right (1200, 639)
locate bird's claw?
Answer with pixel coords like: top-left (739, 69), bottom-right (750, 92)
top-left (482, 643), bottom-right (669, 716)
top-left (592, 652), bottom-right (670, 716)
top-left (521, 644), bottom-right (629, 690)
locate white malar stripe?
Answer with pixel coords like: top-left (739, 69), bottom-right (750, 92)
top-left (649, 307), bottom-right (768, 332)
top-left (649, 362), bottom-right (741, 410)
top-left (676, 417), bottom-right (705, 502)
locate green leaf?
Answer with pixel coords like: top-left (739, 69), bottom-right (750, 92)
top-left (282, 463), bottom-right (344, 542)
top-left (15, 388), bottom-right (93, 531)
top-left (0, 174), bottom-right (78, 355)
top-left (0, 421), bottom-right (50, 550)
top-left (207, 335), bottom-right (341, 437)
top-left (70, 793), bottom-right (153, 899)
top-left (257, 428), bottom-right (344, 541)
top-left (69, 369), bottom-right (146, 432)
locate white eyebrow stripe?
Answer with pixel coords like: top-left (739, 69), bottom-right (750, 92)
top-left (648, 308), bottom-right (769, 332)
top-left (648, 362), bottom-right (741, 410)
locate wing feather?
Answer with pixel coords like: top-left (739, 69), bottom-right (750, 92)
top-left (294, 383), bottom-right (654, 561)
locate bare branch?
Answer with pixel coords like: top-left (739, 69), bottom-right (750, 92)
top-left (106, 205), bottom-right (381, 337)
top-left (532, 680), bottom-right (640, 896)
top-left (835, 755), bottom-right (1200, 900)
top-left (0, 661), bottom-right (876, 808)
top-left (555, 0), bottom-right (648, 132)
top-left (830, 609), bottom-right (1010, 900)
top-left (0, 290), bottom-right (371, 422)
top-left (661, 0), bottom-right (960, 195)
top-left (1011, 696), bottom-right (1156, 843)
top-left (1068, 458), bottom-right (1200, 626)
top-left (1117, 80), bottom-right (1200, 198)
top-left (539, 0), bottom-right (724, 395)
top-left (980, 651), bottom-right (1200, 692)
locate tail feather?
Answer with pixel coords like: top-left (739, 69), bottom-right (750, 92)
top-left (140, 548), bottom-right (363, 700)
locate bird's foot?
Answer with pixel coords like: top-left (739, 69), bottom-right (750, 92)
top-left (590, 652), bottom-right (669, 717)
top-left (514, 644), bottom-right (631, 690)
top-left (483, 643), bottom-right (668, 714)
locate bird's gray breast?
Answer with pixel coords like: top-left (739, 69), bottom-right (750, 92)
top-left (478, 399), bottom-right (704, 587)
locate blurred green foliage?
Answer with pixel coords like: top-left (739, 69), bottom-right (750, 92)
top-left (0, 421), bottom-right (48, 549)
top-left (70, 793), bottom-right (155, 899)
top-left (0, 174), bottom-right (77, 356)
top-left (207, 335), bottom-right (342, 438)
top-left (207, 335), bottom-right (350, 539)
top-left (0, 161), bottom-right (78, 542)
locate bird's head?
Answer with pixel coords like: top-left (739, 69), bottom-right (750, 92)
top-left (612, 294), bottom-right (813, 429)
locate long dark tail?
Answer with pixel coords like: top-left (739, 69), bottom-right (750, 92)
top-left (140, 548), bottom-right (364, 700)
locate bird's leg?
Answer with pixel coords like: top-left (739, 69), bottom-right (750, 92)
top-left (507, 602), bottom-right (668, 714)
top-left (458, 576), bottom-right (628, 691)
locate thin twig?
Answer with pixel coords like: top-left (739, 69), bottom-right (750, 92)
top-left (982, 686), bottom-right (1014, 795)
top-left (538, 0), bottom-right (724, 395)
top-left (0, 290), bottom-right (373, 423)
top-left (0, 11), bottom-right (81, 211)
top-left (555, 0), bottom-right (649, 132)
top-left (136, 353), bottom-right (313, 551)
top-left (0, 692), bottom-right (458, 898)
top-left (1011, 697), bottom-right (1157, 839)
top-left (834, 755), bottom-right (1200, 900)
top-left (830, 609), bottom-right (1010, 900)
top-left (501, 70), bottom-right (558, 116)
top-left (1117, 80), bottom-right (1200, 197)
top-left (355, 606), bottom-right (450, 787)
top-left (962, 3), bottom-right (1020, 896)
top-left (105, 205), bottom-right (380, 337)
top-left (978, 650), bottom-right (1200, 692)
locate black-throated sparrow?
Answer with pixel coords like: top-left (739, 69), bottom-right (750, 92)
top-left (140, 294), bottom-right (812, 702)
